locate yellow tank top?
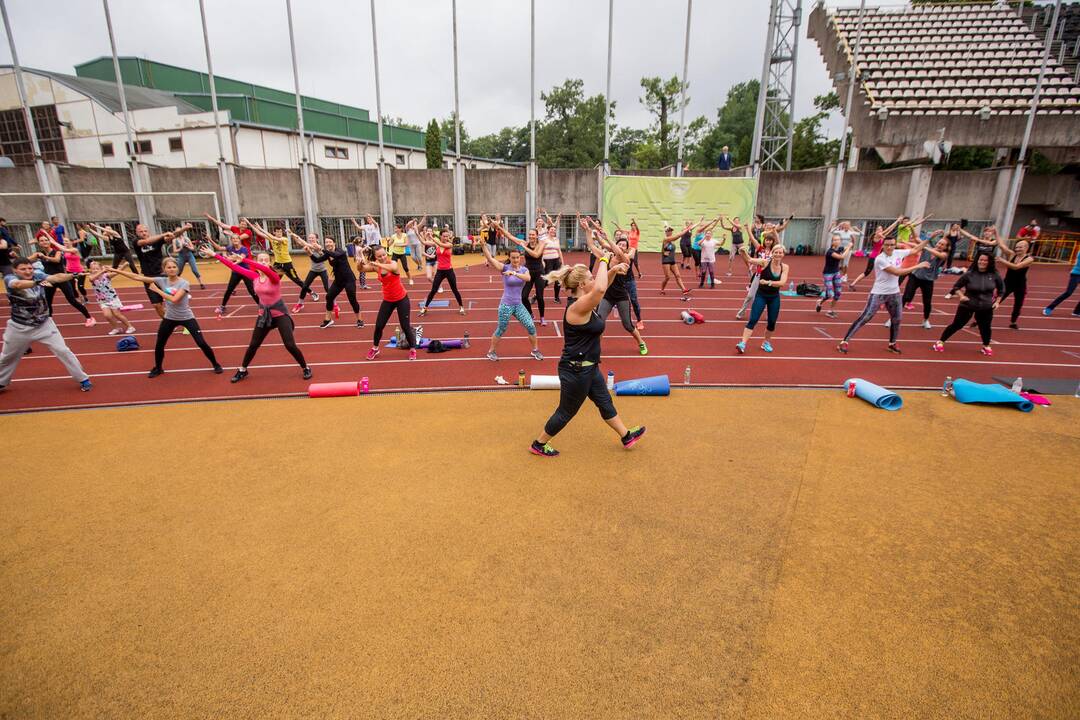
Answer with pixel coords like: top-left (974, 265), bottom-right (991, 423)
top-left (269, 237), bottom-right (291, 264)
top-left (391, 233), bottom-right (408, 254)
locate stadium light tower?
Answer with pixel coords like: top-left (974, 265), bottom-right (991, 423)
top-left (750, 0), bottom-right (803, 173)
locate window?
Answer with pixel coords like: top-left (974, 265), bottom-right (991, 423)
top-left (101, 141), bottom-right (114, 157)
top-left (0, 105), bottom-right (67, 166)
top-left (125, 139), bottom-right (152, 155)
top-left (395, 153), bottom-right (406, 165)
top-left (324, 145), bottom-right (349, 159)
top-left (168, 137), bottom-right (183, 152)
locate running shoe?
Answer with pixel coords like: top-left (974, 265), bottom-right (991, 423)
top-left (231, 369), bottom-right (249, 383)
top-left (639, 342), bottom-right (648, 356)
top-left (761, 341), bottom-right (773, 353)
top-left (487, 350), bottom-right (499, 361)
top-left (438, 287), bottom-right (445, 293)
top-left (681, 294), bottom-right (691, 302)
top-left (292, 302), bottom-right (304, 313)
top-left (886, 343), bottom-right (902, 355)
top-left (922, 320), bottom-right (932, 329)
top-left (883, 319), bottom-right (891, 328)
top-left (302, 367), bottom-right (312, 380)
top-left (541, 318), bottom-right (547, 326)
top-left (213, 365), bottom-right (224, 374)
top-left (311, 291), bottom-right (320, 302)
top-left (84, 317), bottom-right (96, 327)
top-left (319, 319), bottom-right (334, 329)
top-left (530, 349), bottom-right (544, 361)
top-left (931, 342), bottom-right (944, 352)
top-left (108, 328), bottom-right (121, 336)
top-left (980, 346), bottom-right (994, 356)
top-left (366, 347), bottom-right (380, 360)
top-left (419, 307), bottom-right (428, 316)
top-left (409, 278), bottom-right (414, 286)
top-left (903, 303), bottom-right (914, 311)
top-left (1043, 307), bottom-right (1053, 316)
top-left (621, 426), bottom-right (646, 450)
top-left (815, 302), bottom-right (822, 313)
top-left (1073, 310), bottom-right (1080, 317)
top-left (125, 326), bottom-right (136, 334)
top-left (333, 303), bottom-right (340, 319)
top-left (553, 298), bottom-right (562, 304)
top-left (836, 341), bottom-right (849, 354)
top-left (408, 349), bottom-right (417, 361)
top-left (215, 305), bottom-right (225, 316)
top-left (735, 312), bottom-right (745, 320)
top-left (459, 307), bottom-right (466, 316)
top-left (356, 319), bottom-right (365, 328)
top-left (79, 379), bottom-right (93, 392)
top-left (148, 367), bottom-right (164, 378)
top-left (826, 311), bottom-right (839, 319)
top-left (199, 282), bottom-right (206, 290)
top-left (736, 341), bottom-right (747, 354)
top-left (530, 441), bottom-right (559, 457)
top-left (1009, 322), bottom-right (1019, 330)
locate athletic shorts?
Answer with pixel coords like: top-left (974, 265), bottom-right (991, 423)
top-left (145, 284), bottom-right (163, 305)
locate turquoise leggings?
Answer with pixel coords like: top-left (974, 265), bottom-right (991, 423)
top-left (495, 302), bottom-right (536, 337)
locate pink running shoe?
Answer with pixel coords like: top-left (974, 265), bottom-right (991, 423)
top-left (903, 303), bottom-right (915, 311)
top-left (84, 317), bottom-right (96, 327)
top-left (408, 349), bottom-right (417, 361)
top-left (366, 346), bottom-right (380, 360)
top-left (931, 341), bottom-right (944, 352)
top-left (291, 302), bottom-right (303, 313)
top-left (333, 303), bottom-right (340, 319)
top-left (980, 346), bottom-right (994, 356)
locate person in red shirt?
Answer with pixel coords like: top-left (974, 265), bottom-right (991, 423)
top-left (418, 227), bottom-right (466, 316)
top-left (358, 245), bottom-right (418, 361)
top-left (205, 214), bottom-right (254, 252)
top-left (33, 221), bottom-right (56, 243)
top-left (1017, 220), bottom-right (1040, 243)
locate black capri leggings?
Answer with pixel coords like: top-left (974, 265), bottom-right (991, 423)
top-left (325, 276), bottom-right (360, 314)
top-left (299, 269), bottom-right (329, 300)
top-left (902, 275), bottom-right (935, 320)
top-left (522, 268), bottom-right (546, 319)
top-left (543, 258), bottom-right (562, 301)
top-left (598, 298), bottom-right (635, 333)
top-left (273, 262), bottom-right (305, 289)
top-left (372, 297), bottom-right (416, 348)
top-left (44, 280), bottom-right (91, 319)
top-left (111, 250), bottom-right (136, 269)
top-left (241, 314), bottom-right (306, 369)
top-left (424, 268), bottom-right (463, 307)
top-left (940, 304), bottom-right (994, 346)
top-left (999, 278), bottom-right (1026, 324)
top-left (221, 271), bottom-right (258, 307)
top-left (543, 363), bottom-right (618, 438)
top-left (154, 318), bottom-right (218, 370)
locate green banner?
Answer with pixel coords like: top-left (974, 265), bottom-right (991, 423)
top-left (601, 175), bottom-right (758, 252)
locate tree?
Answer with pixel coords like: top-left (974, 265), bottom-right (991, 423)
top-left (380, 115), bottom-right (422, 131)
top-left (425, 119), bottom-right (443, 169)
top-left (467, 126), bottom-right (531, 162)
top-left (791, 92), bottom-right (841, 170)
top-left (535, 79), bottom-right (612, 168)
top-left (639, 76), bottom-right (704, 167)
top-left (690, 80), bottom-right (759, 170)
top-left (610, 127), bottom-right (650, 169)
top-left (440, 113), bottom-right (468, 155)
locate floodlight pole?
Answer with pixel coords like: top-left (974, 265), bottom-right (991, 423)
top-left (675, 0), bottom-right (692, 177)
top-left (198, 0), bottom-right (237, 224)
top-left (823, 0), bottom-right (866, 248)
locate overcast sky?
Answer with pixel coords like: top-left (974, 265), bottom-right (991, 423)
top-left (0, 0), bottom-right (893, 140)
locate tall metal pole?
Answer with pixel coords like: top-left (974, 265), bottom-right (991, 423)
top-left (198, 0), bottom-right (236, 224)
top-left (451, 0), bottom-right (466, 236)
top-left (750, 0), bottom-right (780, 176)
top-left (675, 0), bottom-right (692, 177)
top-left (369, 0), bottom-right (391, 233)
top-left (785, 0), bottom-right (803, 171)
top-left (0, 0), bottom-right (57, 218)
top-left (1000, 0), bottom-right (1061, 238)
top-left (602, 0), bottom-right (613, 174)
top-left (824, 0), bottom-right (866, 245)
top-left (529, 0), bottom-right (536, 162)
top-left (285, 0), bottom-right (317, 234)
top-left (452, 0), bottom-right (461, 160)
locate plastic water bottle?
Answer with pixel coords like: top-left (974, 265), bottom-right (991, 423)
top-left (360, 376), bottom-right (370, 394)
top-left (942, 376), bottom-right (953, 397)
top-left (518, 369), bottom-right (525, 387)
top-left (607, 371), bottom-right (615, 390)
top-left (1011, 376), bottom-right (1023, 393)
top-left (462, 330), bottom-right (470, 348)
top-left (684, 366), bottom-right (691, 385)
top-left (788, 280), bottom-right (795, 293)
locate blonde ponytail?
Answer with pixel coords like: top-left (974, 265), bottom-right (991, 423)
top-left (544, 263), bottom-right (591, 293)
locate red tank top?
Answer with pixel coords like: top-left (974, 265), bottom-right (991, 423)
top-left (436, 245), bottom-right (453, 270)
top-left (379, 268), bottom-right (407, 302)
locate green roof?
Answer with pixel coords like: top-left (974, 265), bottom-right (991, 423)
top-left (74, 57), bottom-right (428, 150)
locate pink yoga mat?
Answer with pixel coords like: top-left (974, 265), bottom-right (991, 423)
top-left (119, 303), bottom-right (144, 311)
top-left (308, 381), bottom-right (359, 398)
top-left (1019, 392), bottom-right (1051, 406)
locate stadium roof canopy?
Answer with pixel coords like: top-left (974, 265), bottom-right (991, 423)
top-left (808, 2), bottom-right (1080, 164)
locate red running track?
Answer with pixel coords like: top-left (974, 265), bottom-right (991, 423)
top-left (2, 253), bottom-right (1078, 413)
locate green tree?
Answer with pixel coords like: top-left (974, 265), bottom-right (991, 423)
top-left (380, 115), bottom-right (422, 131)
top-left (690, 79), bottom-right (759, 169)
top-left (440, 113), bottom-right (468, 155)
top-left (609, 126), bottom-right (649, 169)
top-left (467, 126), bottom-right (531, 162)
top-left (791, 92), bottom-right (841, 170)
top-left (424, 119), bottom-right (443, 169)
top-left (639, 76), bottom-right (705, 167)
top-left (535, 79), bottom-right (612, 168)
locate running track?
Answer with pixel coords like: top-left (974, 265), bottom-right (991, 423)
top-left (2, 254), bottom-right (1078, 413)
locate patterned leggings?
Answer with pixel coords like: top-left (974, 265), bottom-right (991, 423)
top-left (495, 302), bottom-right (536, 337)
top-left (822, 272), bottom-right (843, 300)
top-left (842, 292), bottom-right (901, 344)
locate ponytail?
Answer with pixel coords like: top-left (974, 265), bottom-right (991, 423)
top-left (544, 263), bottom-right (591, 293)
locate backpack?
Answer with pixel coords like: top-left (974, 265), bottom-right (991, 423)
top-left (427, 339), bottom-right (448, 353)
top-left (796, 282), bottom-right (822, 297)
top-left (116, 336), bottom-right (140, 351)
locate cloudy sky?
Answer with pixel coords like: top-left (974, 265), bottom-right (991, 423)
top-left (0, 0), bottom-right (883, 139)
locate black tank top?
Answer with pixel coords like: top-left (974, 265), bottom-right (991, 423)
top-left (758, 262), bottom-right (782, 297)
top-left (524, 243), bottom-right (544, 274)
top-left (1005, 255), bottom-right (1029, 284)
top-left (560, 305), bottom-right (605, 364)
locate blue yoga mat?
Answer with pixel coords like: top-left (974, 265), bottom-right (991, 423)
top-left (951, 378), bottom-right (1034, 412)
top-left (844, 377), bottom-right (903, 411)
top-left (420, 300), bottom-right (449, 308)
top-left (614, 375), bottom-right (670, 396)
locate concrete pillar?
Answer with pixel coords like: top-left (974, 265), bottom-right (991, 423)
top-left (42, 163), bottom-right (68, 222)
top-left (453, 160), bottom-right (467, 237)
top-left (847, 144), bottom-right (860, 170)
top-left (597, 166), bottom-right (605, 222)
top-left (990, 165), bottom-right (1014, 232)
top-left (819, 165), bottom-right (839, 247)
top-left (904, 166), bottom-right (932, 223)
top-left (222, 163), bottom-right (241, 223)
top-left (131, 162), bottom-right (156, 230)
top-left (377, 161), bottom-right (393, 234)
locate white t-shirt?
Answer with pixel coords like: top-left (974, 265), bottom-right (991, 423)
top-left (870, 249), bottom-right (912, 295)
top-left (700, 239), bottom-right (718, 263)
top-left (361, 223), bottom-right (381, 246)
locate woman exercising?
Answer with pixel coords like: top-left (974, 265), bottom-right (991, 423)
top-left (585, 219), bottom-right (648, 356)
top-left (814, 230), bottom-right (855, 318)
top-left (249, 220), bottom-right (304, 290)
top-left (419, 227), bottom-right (466, 316)
top-left (737, 244), bottom-right (789, 354)
top-left (735, 227), bottom-right (779, 320)
top-left (87, 259), bottom-right (135, 335)
top-left (659, 222), bottom-right (692, 300)
top-left (932, 253), bottom-right (1004, 356)
top-left (541, 223), bottom-right (564, 303)
top-left (900, 234), bottom-right (950, 329)
top-left (30, 235), bottom-right (93, 325)
top-left (494, 222), bottom-right (548, 326)
top-left (170, 227), bottom-right (206, 288)
top-left (719, 215), bottom-right (748, 275)
top-left (996, 239), bottom-right (1034, 329)
top-left (289, 229), bottom-right (327, 310)
top-left (530, 253), bottom-right (646, 458)
top-left (109, 259), bottom-right (222, 378)
top-left (295, 235), bottom-right (364, 329)
top-left (357, 246), bottom-right (417, 361)
top-left (479, 240), bottom-right (543, 361)
top-left (207, 233), bottom-right (259, 316)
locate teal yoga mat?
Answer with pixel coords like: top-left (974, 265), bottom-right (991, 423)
top-left (844, 377), bottom-right (903, 411)
top-left (951, 379), bottom-right (1034, 412)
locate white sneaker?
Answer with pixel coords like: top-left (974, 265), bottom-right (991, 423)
top-left (125, 326), bottom-right (136, 334)
top-left (884, 319), bottom-right (891, 328)
top-left (922, 320), bottom-right (932, 329)
top-left (438, 287), bottom-right (445, 293)
top-left (107, 327), bottom-right (121, 335)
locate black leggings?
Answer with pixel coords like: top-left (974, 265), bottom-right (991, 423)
top-left (627, 278), bottom-right (642, 322)
top-left (424, 268), bottom-right (463, 307)
top-left (945, 236), bottom-right (958, 268)
top-left (44, 280), bottom-right (90, 319)
top-left (598, 298), bottom-right (635, 333)
top-left (111, 250), bottom-right (135, 269)
top-left (73, 274), bottom-right (87, 299)
top-left (543, 258), bottom-right (562, 301)
top-left (273, 262), bottom-right (305, 289)
top-left (154, 318), bottom-right (218, 370)
top-left (999, 278), bottom-right (1026, 324)
top-left (691, 248), bottom-right (702, 268)
top-left (1046, 273), bottom-right (1080, 314)
top-left (221, 271), bottom-right (257, 307)
top-left (299, 269), bottom-right (329, 300)
top-left (241, 315), bottom-right (306, 369)
top-left (372, 297), bottom-right (416, 348)
top-left (543, 363), bottom-right (618, 438)
top-left (631, 252), bottom-right (641, 277)
top-left (522, 267), bottom-right (546, 319)
top-left (902, 276), bottom-right (935, 320)
top-left (326, 276), bottom-right (359, 313)
top-left (941, 304), bottom-right (993, 346)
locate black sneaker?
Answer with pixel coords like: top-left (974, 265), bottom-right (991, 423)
top-left (311, 291), bottom-right (320, 301)
top-left (319, 319), bottom-right (334, 329)
top-left (529, 440), bottom-right (559, 457)
top-left (148, 367), bottom-right (164, 378)
top-left (356, 319), bottom-right (365, 328)
top-left (886, 343), bottom-right (902, 355)
top-left (1009, 322), bottom-right (1019, 330)
top-left (621, 426), bottom-right (646, 449)
top-left (212, 365), bottom-right (224, 374)
top-left (231, 369), bottom-right (248, 383)
top-left (79, 379), bottom-right (93, 392)
top-left (302, 367), bottom-right (312, 380)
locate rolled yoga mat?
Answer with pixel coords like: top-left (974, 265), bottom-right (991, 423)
top-left (387, 337), bottom-right (463, 349)
top-left (119, 303), bottom-right (144, 311)
top-left (844, 377), bottom-right (903, 411)
top-left (308, 381), bottom-right (359, 398)
top-left (951, 378), bottom-right (1034, 412)
top-left (530, 374), bottom-right (561, 390)
top-left (614, 374), bottom-right (670, 397)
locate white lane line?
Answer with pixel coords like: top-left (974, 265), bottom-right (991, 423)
top-left (552, 320), bottom-right (561, 338)
top-left (813, 326), bottom-right (832, 339)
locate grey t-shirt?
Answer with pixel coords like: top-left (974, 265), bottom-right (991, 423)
top-left (154, 276), bottom-right (193, 321)
top-left (912, 248), bottom-right (944, 282)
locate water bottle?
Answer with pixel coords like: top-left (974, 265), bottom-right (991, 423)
top-left (607, 371), bottom-right (615, 390)
top-left (462, 330), bottom-right (470, 348)
top-left (360, 376), bottom-right (370, 394)
top-left (518, 369), bottom-right (526, 387)
top-left (788, 280), bottom-right (795, 293)
top-left (684, 366), bottom-right (691, 385)
top-left (942, 376), bottom-right (952, 397)
top-left (1011, 376), bottom-right (1023, 393)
